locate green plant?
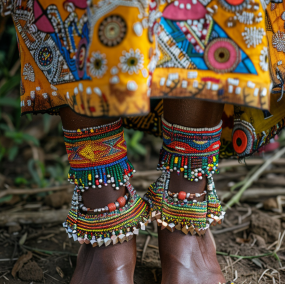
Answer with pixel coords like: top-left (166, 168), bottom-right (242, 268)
top-left (124, 129), bottom-right (147, 159)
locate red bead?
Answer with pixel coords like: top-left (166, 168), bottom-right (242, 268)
top-left (107, 203), bottom-right (116, 212)
top-left (117, 196), bottom-right (126, 207)
top-left (198, 173), bottom-right (202, 176)
top-left (95, 180), bottom-right (99, 185)
top-left (178, 191), bottom-right (187, 200)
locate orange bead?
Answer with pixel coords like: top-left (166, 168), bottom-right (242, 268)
top-left (178, 191), bottom-right (186, 200)
top-left (117, 196), bottom-right (126, 207)
top-left (108, 203), bottom-right (116, 212)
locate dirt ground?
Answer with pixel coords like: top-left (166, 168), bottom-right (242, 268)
top-left (1, 145), bottom-right (285, 283)
top-left (0, 204), bottom-right (285, 284)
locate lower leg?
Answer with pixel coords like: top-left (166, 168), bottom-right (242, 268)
top-left (159, 99), bottom-right (225, 284)
top-left (60, 107), bottom-right (136, 284)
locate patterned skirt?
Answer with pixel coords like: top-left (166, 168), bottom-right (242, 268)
top-left (1, 0), bottom-right (285, 159)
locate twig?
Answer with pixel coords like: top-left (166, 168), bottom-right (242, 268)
top-left (22, 245), bottom-right (77, 257)
top-left (139, 230), bottom-right (158, 238)
top-left (212, 222), bottom-right (250, 235)
top-left (141, 235), bottom-right (151, 265)
top-left (230, 166), bottom-right (259, 192)
top-left (219, 158), bottom-right (285, 168)
top-left (0, 184), bottom-right (73, 199)
top-left (148, 244), bottom-right (159, 250)
top-left (216, 251), bottom-right (276, 260)
top-left (225, 147), bottom-right (285, 210)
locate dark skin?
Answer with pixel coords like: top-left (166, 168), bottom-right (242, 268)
top-left (161, 99), bottom-right (225, 284)
top-left (60, 108), bottom-right (133, 284)
top-left (60, 99), bottom-right (226, 284)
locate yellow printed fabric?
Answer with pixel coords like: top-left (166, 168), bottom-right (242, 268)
top-left (152, 0), bottom-right (271, 109)
top-left (1, 0), bottom-right (285, 159)
top-left (3, 0), bottom-right (157, 117)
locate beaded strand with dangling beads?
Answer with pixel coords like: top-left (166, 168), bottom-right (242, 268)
top-left (157, 116), bottom-right (222, 181)
top-left (63, 118), bottom-right (135, 191)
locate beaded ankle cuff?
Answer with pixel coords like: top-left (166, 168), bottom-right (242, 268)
top-left (158, 117), bottom-right (222, 181)
top-left (63, 177), bottom-right (150, 247)
top-left (143, 172), bottom-right (225, 235)
top-left (63, 118), bottom-right (135, 190)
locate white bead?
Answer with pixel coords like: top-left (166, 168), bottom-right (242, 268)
top-left (133, 22), bottom-right (143, 37)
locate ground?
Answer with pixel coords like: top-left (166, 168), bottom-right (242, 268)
top-left (1, 133), bottom-right (285, 283)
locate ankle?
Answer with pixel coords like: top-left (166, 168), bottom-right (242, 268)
top-left (82, 185), bottom-right (126, 209)
top-left (168, 173), bottom-right (206, 202)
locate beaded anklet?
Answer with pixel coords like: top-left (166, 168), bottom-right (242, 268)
top-left (158, 116), bottom-right (222, 181)
top-left (143, 172), bottom-right (225, 235)
top-left (79, 193), bottom-right (129, 213)
top-left (63, 118), bottom-right (135, 190)
top-left (63, 176), bottom-right (150, 246)
top-left (167, 190), bottom-right (207, 201)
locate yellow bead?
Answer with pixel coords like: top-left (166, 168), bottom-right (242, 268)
top-left (88, 174), bottom-right (92, 180)
top-left (180, 168), bottom-right (184, 172)
top-left (77, 129), bottom-right (81, 133)
top-left (213, 157), bottom-right (216, 162)
top-left (90, 129), bottom-right (94, 133)
top-left (174, 157), bottom-right (178, 163)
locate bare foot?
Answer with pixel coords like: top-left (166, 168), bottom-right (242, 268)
top-left (70, 185), bottom-right (136, 284)
top-left (159, 229), bottom-right (225, 284)
top-left (71, 237), bottom-right (136, 284)
top-left (158, 173), bottom-right (226, 284)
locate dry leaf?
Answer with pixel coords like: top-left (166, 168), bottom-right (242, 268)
top-left (19, 232), bottom-right (27, 246)
top-left (235, 237), bottom-right (250, 244)
top-left (11, 251), bottom-right (33, 278)
top-left (56, 266), bottom-right (64, 278)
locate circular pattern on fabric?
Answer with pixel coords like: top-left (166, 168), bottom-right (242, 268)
top-left (232, 130), bottom-right (247, 154)
top-left (219, 0), bottom-right (249, 11)
top-left (88, 52), bottom-right (107, 78)
top-left (204, 38), bottom-right (240, 73)
top-left (98, 15), bottom-right (127, 47)
top-left (232, 121), bottom-right (256, 157)
top-left (36, 46), bottom-right (54, 70)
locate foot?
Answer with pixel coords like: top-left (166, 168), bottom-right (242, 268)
top-left (71, 237), bottom-right (136, 284)
top-left (70, 185), bottom-right (136, 284)
top-left (159, 229), bottom-right (225, 284)
top-left (158, 173), bottom-right (226, 284)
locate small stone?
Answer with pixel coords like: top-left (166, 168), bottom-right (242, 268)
top-left (18, 261), bottom-right (43, 282)
top-left (8, 224), bottom-right (21, 234)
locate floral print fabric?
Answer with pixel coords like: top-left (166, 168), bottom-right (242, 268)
top-left (1, 0), bottom-right (272, 117)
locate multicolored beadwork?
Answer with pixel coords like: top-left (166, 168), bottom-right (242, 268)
top-left (63, 177), bottom-right (150, 247)
top-left (158, 117), bottom-right (222, 181)
top-left (143, 172), bottom-right (225, 235)
top-left (63, 118), bottom-right (135, 190)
